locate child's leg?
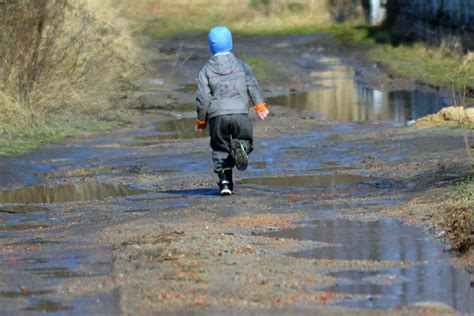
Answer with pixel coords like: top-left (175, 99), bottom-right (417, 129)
top-left (229, 114), bottom-right (253, 154)
top-left (209, 116), bottom-right (235, 173)
top-left (228, 114), bottom-right (253, 171)
top-left (209, 116), bottom-right (235, 195)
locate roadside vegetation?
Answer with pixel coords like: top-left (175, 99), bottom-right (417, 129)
top-left (428, 175), bottom-right (473, 254)
top-left (0, 0), bottom-right (144, 155)
top-left (335, 27), bottom-right (474, 91)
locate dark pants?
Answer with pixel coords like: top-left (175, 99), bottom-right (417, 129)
top-left (209, 114), bottom-right (253, 173)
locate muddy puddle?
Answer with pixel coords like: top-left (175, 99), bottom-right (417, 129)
top-left (46, 167), bottom-right (120, 178)
top-left (0, 289), bottom-right (53, 299)
top-left (175, 84), bottom-right (195, 94)
top-left (134, 117), bottom-right (208, 143)
top-left (261, 218), bottom-right (473, 312)
top-left (326, 264), bottom-right (472, 311)
top-left (0, 183), bottom-right (146, 204)
top-left (172, 103), bottom-right (195, 112)
top-left (25, 300), bottom-right (73, 313)
top-left (153, 117), bottom-right (207, 139)
top-left (0, 205), bottom-right (47, 213)
top-left (0, 235), bottom-right (116, 314)
top-left (1, 224), bottom-right (50, 232)
top-left (269, 56), bottom-right (449, 124)
top-left (264, 218), bottom-right (451, 261)
top-left (308, 166), bottom-right (358, 172)
top-left (240, 174), bottom-right (373, 187)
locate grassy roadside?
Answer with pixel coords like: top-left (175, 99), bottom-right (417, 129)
top-left (409, 174), bottom-right (474, 256)
top-left (0, 109), bottom-right (137, 156)
top-left (330, 26), bottom-right (474, 91)
top-left (436, 176), bottom-right (474, 254)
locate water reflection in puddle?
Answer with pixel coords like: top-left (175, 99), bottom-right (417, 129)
top-left (173, 103), bottom-right (195, 112)
top-left (240, 174), bottom-right (372, 187)
top-left (0, 290), bottom-right (53, 298)
top-left (0, 205), bottom-right (47, 213)
top-left (25, 267), bottom-right (80, 279)
top-left (175, 84), bottom-right (195, 94)
top-left (24, 300), bottom-right (73, 313)
top-left (265, 218), bottom-right (450, 261)
top-left (326, 265), bottom-right (472, 312)
top-left (0, 183), bottom-right (147, 204)
top-left (249, 161), bottom-right (268, 169)
top-left (138, 117), bottom-right (208, 141)
top-left (309, 166), bottom-right (358, 172)
top-left (269, 57), bottom-right (448, 124)
top-left (261, 218), bottom-right (473, 312)
top-left (47, 167), bottom-right (119, 178)
top-left (1, 224), bottom-right (49, 232)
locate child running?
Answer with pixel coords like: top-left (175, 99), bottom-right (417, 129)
top-left (194, 26), bottom-right (269, 196)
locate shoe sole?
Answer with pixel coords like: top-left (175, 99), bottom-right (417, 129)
top-left (220, 189), bottom-right (232, 196)
top-left (231, 140), bottom-right (248, 171)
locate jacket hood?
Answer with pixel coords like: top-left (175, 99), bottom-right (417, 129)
top-left (207, 53), bottom-right (240, 75)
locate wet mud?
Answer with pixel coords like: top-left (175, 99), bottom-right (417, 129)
top-left (240, 174), bottom-right (373, 187)
top-left (0, 34), bottom-right (472, 314)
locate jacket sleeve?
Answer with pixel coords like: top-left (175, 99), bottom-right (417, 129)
top-left (196, 69), bottom-right (211, 121)
top-left (243, 62), bottom-right (264, 106)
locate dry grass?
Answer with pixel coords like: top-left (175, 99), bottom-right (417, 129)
top-left (434, 177), bottom-right (474, 254)
top-left (127, 0), bottom-right (333, 38)
top-left (0, 0), bottom-right (144, 154)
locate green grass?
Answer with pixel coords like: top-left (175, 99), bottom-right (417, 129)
top-left (450, 175), bottom-right (474, 202)
top-left (369, 42), bottom-right (474, 90)
top-left (327, 25), bottom-right (474, 90)
top-left (0, 109), bottom-right (137, 156)
top-left (243, 57), bottom-right (287, 83)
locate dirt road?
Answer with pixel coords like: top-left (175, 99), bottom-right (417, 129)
top-left (0, 34), bottom-right (472, 314)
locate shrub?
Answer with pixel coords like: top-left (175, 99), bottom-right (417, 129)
top-left (0, 0), bottom-right (143, 137)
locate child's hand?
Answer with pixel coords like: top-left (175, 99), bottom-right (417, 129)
top-left (195, 119), bottom-right (207, 132)
top-left (255, 102), bottom-right (269, 120)
top-left (257, 107), bottom-right (269, 120)
top-left (194, 125), bottom-right (205, 132)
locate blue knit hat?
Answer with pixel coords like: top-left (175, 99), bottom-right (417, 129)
top-left (208, 26), bottom-right (233, 55)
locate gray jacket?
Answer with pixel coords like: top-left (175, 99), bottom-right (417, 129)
top-left (196, 53), bottom-right (264, 121)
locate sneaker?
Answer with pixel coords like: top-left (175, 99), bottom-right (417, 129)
top-left (219, 180), bottom-right (232, 196)
top-left (231, 139), bottom-right (248, 171)
top-left (224, 169), bottom-right (234, 192)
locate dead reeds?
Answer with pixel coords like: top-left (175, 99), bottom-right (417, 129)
top-left (0, 0), bottom-right (143, 141)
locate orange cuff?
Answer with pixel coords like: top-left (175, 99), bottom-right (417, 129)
top-left (254, 102), bottom-right (268, 113)
top-left (196, 119), bottom-right (207, 128)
